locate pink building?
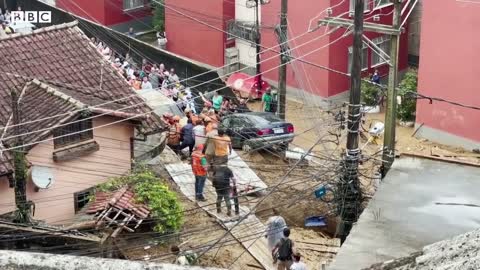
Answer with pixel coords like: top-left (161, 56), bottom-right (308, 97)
top-left (0, 22), bottom-right (163, 224)
top-left (164, 0), bottom-right (409, 105)
top-left (415, 0), bottom-right (480, 150)
top-left (55, 0), bottom-right (152, 32)
top-left (164, 0), bottom-right (235, 67)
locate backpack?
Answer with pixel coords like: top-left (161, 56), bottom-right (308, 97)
top-left (277, 238), bottom-right (293, 261)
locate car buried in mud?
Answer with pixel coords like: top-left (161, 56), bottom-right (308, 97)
top-left (220, 112), bottom-right (295, 153)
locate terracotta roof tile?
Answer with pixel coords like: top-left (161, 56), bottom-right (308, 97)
top-left (0, 22), bottom-right (165, 175)
top-left (86, 187), bottom-right (150, 219)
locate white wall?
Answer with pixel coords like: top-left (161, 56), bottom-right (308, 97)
top-left (234, 0), bottom-right (261, 68)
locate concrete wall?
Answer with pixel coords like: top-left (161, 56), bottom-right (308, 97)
top-left (235, 0), bottom-right (260, 68)
top-left (416, 0), bottom-right (480, 149)
top-left (0, 250), bottom-right (225, 270)
top-left (0, 116), bottom-right (134, 224)
top-left (164, 0), bottom-right (235, 67)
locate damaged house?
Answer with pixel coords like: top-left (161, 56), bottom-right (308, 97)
top-left (0, 21), bottom-right (164, 224)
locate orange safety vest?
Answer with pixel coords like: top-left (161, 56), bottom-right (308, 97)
top-left (191, 151), bottom-right (207, 176)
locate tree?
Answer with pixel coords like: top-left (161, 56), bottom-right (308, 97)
top-left (361, 79), bottom-right (380, 106)
top-left (152, 0), bottom-right (165, 32)
top-left (397, 69), bottom-right (418, 122)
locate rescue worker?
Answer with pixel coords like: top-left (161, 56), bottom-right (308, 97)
top-left (203, 123), bottom-right (218, 177)
top-left (213, 128), bottom-right (232, 166)
top-left (212, 165), bottom-right (239, 216)
top-left (168, 115), bottom-right (181, 153)
top-left (191, 144), bottom-right (208, 201)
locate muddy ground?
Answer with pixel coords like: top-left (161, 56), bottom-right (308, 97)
top-left (123, 98), bottom-right (478, 269)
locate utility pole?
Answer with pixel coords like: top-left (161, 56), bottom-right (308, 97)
top-left (254, 0), bottom-right (262, 93)
top-left (247, 0), bottom-right (270, 94)
top-left (315, 0), bottom-right (405, 241)
top-left (277, 0), bottom-right (288, 120)
top-left (11, 89), bottom-right (30, 223)
top-left (381, 0), bottom-right (402, 177)
top-left (338, 0), bottom-right (364, 243)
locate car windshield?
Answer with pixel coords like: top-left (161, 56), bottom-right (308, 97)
top-left (247, 114), bottom-right (282, 126)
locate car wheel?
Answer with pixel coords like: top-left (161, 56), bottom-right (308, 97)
top-left (242, 143), bottom-right (252, 153)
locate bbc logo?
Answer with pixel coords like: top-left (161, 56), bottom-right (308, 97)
top-left (11, 11), bottom-right (52, 23)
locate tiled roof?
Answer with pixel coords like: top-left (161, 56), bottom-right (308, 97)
top-left (0, 21), bottom-right (165, 175)
top-left (86, 187), bottom-right (150, 219)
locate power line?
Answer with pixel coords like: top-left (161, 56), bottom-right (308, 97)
top-left (0, 26), bottom-right (349, 152)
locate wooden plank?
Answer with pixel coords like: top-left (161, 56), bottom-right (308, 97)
top-left (296, 243), bottom-right (340, 253)
top-left (295, 238), bottom-right (341, 247)
top-left (228, 150), bottom-right (268, 194)
top-left (165, 161), bottom-right (275, 270)
top-left (401, 152), bottom-right (480, 168)
top-left (0, 222), bottom-right (101, 242)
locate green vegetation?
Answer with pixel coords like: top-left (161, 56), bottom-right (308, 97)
top-left (361, 79), bottom-right (380, 106)
top-left (152, 0), bottom-right (165, 32)
top-left (397, 69), bottom-right (418, 122)
top-left (97, 166), bottom-right (183, 233)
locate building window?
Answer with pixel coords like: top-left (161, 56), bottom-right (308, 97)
top-left (123, 0), bottom-right (145, 10)
top-left (74, 188), bottom-right (94, 213)
top-left (226, 20), bottom-right (257, 42)
top-left (371, 36), bottom-right (391, 66)
top-left (373, 0), bottom-right (392, 9)
top-left (349, 0), bottom-right (370, 13)
top-left (53, 118), bottom-right (93, 149)
top-left (348, 45), bottom-right (368, 74)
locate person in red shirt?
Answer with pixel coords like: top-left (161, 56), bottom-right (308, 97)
top-left (191, 145), bottom-right (208, 201)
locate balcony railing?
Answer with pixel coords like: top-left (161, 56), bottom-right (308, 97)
top-left (226, 20), bottom-right (258, 42)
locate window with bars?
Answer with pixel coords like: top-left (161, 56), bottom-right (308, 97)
top-left (349, 0), bottom-right (370, 12)
top-left (348, 45), bottom-right (369, 74)
top-left (371, 36), bottom-right (391, 66)
top-left (226, 20), bottom-right (257, 42)
top-left (123, 0), bottom-right (145, 10)
top-left (74, 188), bottom-right (94, 213)
top-left (53, 118), bottom-right (93, 149)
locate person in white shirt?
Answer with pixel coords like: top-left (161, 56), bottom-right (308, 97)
top-left (141, 76), bottom-right (153, 89)
top-left (290, 252), bottom-right (307, 270)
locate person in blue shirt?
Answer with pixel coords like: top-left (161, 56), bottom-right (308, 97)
top-left (371, 69), bottom-right (380, 84)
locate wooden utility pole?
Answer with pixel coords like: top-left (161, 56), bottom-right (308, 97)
top-left (338, 0), bottom-right (364, 243)
top-left (318, 1), bottom-right (404, 179)
top-left (277, 0), bottom-right (288, 120)
top-left (11, 89), bottom-right (30, 223)
top-left (381, 0), bottom-right (402, 176)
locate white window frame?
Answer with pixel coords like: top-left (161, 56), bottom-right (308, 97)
top-left (123, 0), bottom-right (145, 11)
top-left (370, 35), bottom-right (391, 67)
top-left (348, 45), bottom-right (369, 74)
top-left (373, 0), bottom-right (393, 10)
top-left (349, 0), bottom-right (370, 14)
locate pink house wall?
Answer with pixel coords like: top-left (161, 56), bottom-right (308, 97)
top-left (416, 0), bottom-right (480, 144)
top-left (0, 116), bottom-right (134, 224)
top-left (57, 0), bottom-right (151, 27)
top-left (164, 0), bottom-right (235, 67)
top-left (261, 0), bottom-right (331, 97)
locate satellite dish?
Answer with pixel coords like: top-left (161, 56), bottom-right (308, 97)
top-left (233, 79), bottom-right (244, 90)
top-left (31, 166), bottom-right (54, 189)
